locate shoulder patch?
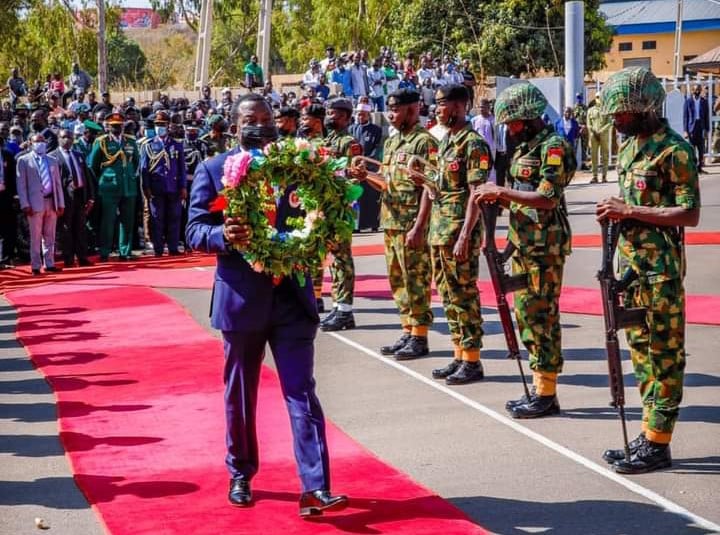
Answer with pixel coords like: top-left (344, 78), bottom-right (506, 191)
top-left (546, 146), bottom-right (563, 166)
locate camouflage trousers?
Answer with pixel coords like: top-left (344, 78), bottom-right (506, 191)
top-left (329, 238), bottom-right (355, 305)
top-left (512, 254), bottom-right (565, 374)
top-left (624, 278), bottom-right (686, 443)
top-left (384, 230), bottom-right (433, 328)
top-left (430, 233), bottom-right (483, 350)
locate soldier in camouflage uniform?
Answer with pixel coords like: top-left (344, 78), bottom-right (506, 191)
top-left (596, 67), bottom-right (700, 474)
top-left (474, 82), bottom-right (575, 418)
top-left (425, 85), bottom-right (491, 385)
top-left (356, 89), bottom-right (436, 359)
top-left (320, 97), bottom-right (363, 331)
top-left (574, 93), bottom-right (588, 168)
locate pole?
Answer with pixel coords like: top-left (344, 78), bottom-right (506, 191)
top-left (97, 0), bottom-right (107, 94)
top-left (194, 0), bottom-right (213, 90)
top-left (673, 0), bottom-right (684, 79)
top-left (256, 0), bottom-right (273, 81)
top-left (564, 1), bottom-right (584, 108)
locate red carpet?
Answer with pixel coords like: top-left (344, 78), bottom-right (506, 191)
top-left (7, 282), bottom-right (487, 535)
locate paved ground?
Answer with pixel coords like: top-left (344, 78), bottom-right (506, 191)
top-left (1, 167), bottom-right (719, 534)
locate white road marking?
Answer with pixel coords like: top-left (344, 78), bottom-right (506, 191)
top-left (326, 331), bottom-right (720, 533)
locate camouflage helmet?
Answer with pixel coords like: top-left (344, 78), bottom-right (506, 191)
top-left (600, 67), bottom-right (665, 116)
top-left (494, 82), bottom-right (548, 124)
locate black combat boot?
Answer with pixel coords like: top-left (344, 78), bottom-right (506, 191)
top-left (445, 361), bottom-right (484, 385)
top-left (508, 393), bottom-right (560, 419)
top-left (320, 310), bottom-right (356, 332)
top-left (316, 298), bottom-right (325, 313)
top-left (380, 333), bottom-right (411, 355)
top-left (431, 359), bottom-right (462, 379)
top-left (394, 336), bottom-right (429, 360)
top-left (612, 441), bottom-right (672, 474)
top-left (505, 386), bottom-right (537, 410)
top-left (602, 433), bottom-right (647, 463)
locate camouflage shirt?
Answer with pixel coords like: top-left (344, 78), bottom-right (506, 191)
top-left (429, 123), bottom-right (491, 246)
top-left (324, 129), bottom-right (362, 159)
top-left (574, 103), bottom-right (587, 126)
top-left (508, 126), bottom-right (574, 258)
top-left (381, 124), bottom-right (438, 231)
top-left (617, 119), bottom-right (700, 283)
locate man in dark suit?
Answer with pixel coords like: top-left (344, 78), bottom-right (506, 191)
top-left (52, 129), bottom-right (95, 267)
top-left (683, 84), bottom-right (710, 173)
top-left (185, 93), bottom-right (348, 516)
top-left (0, 144), bottom-right (18, 266)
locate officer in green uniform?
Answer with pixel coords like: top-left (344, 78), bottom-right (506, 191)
top-left (587, 93), bottom-right (612, 183)
top-left (574, 93), bottom-right (588, 168)
top-left (474, 82), bottom-right (575, 416)
top-left (596, 67), bottom-right (700, 474)
top-left (320, 97), bottom-right (363, 332)
top-left (87, 112), bottom-right (140, 261)
top-left (201, 114), bottom-right (231, 157)
top-left (357, 89), bottom-right (436, 359)
top-left (425, 84), bottom-right (490, 385)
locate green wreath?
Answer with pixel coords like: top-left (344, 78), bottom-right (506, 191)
top-left (215, 138), bottom-right (363, 285)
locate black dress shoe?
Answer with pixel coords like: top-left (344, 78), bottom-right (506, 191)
top-left (505, 386), bottom-right (537, 410)
top-left (316, 298), bottom-right (325, 313)
top-left (320, 311), bottom-right (355, 332)
top-left (602, 433), bottom-right (647, 464)
top-left (508, 393), bottom-right (560, 419)
top-left (299, 490), bottom-right (348, 517)
top-left (228, 478), bottom-right (252, 507)
top-left (99, 255), bottom-right (109, 262)
top-left (446, 361), bottom-right (484, 385)
top-left (45, 266), bottom-right (62, 273)
top-left (432, 359), bottom-right (462, 379)
top-left (168, 251), bottom-right (183, 256)
top-left (612, 442), bottom-right (672, 474)
top-left (78, 259), bottom-right (95, 267)
top-left (394, 336), bottom-right (429, 360)
top-left (63, 258), bottom-right (76, 267)
top-left (380, 333), bottom-right (411, 355)
top-left (32, 269), bottom-right (42, 276)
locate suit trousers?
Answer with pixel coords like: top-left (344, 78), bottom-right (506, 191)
top-left (27, 197), bottom-right (58, 270)
top-left (221, 282), bottom-right (330, 492)
top-left (59, 191), bottom-right (89, 263)
top-left (688, 128), bottom-right (705, 170)
top-left (149, 192), bottom-right (182, 254)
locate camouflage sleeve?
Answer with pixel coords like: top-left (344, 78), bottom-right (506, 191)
top-left (416, 133), bottom-right (439, 165)
top-left (537, 139), bottom-right (569, 201)
top-left (465, 135), bottom-right (491, 185)
top-left (667, 141), bottom-right (700, 209)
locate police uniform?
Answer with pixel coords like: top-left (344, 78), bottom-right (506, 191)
top-left (139, 111), bottom-right (187, 256)
top-left (599, 67), bottom-right (700, 474)
top-left (87, 112), bottom-right (140, 260)
top-left (378, 90), bottom-right (436, 359)
top-left (574, 96), bottom-right (588, 164)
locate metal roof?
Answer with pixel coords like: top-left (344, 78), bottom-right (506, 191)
top-left (686, 44), bottom-right (720, 73)
top-left (600, 0), bottom-right (720, 28)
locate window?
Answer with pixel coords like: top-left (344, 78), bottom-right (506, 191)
top-left (642, 41), bottom-right (656, 50)
top-left (623, 57), bottom-right (651, 69)
top-left (619, 42), bottom-right (633, 52)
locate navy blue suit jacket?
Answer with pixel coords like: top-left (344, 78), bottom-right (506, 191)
top-left (185, 147), bottom-right (319, 332)
top-left (554, 118), bottom-right (580, 146)
top-left (683, 96), bottom-right (710, 135)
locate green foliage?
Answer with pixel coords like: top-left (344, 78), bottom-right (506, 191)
top-left (107, 32), bottom-right (147, 87)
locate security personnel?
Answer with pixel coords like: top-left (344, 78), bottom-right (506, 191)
top-left (372, 89), bottom-right (436, 360)
top-left (474, 83), bottom-right (574, 416)
top-left (275, 106), bottom-right (300, 138)
top-left (201, 114), bottom-right (231, 157)
top-left (319, 97), bottom-right (363, 331)
top-left (87, 112), bottom-right (140, 261)
top-left (426, 84), bottom-right (490, 385)
top-left (181, 119), bottom-right (209, 246)
top-left (587, 93), bottom-right (612, 183)
top-left (140, 110), bottom-right (187, 256)
top-left (574, 92), bottom-right (588, 167)
top-left (596, 67), bottom-right (700, 474)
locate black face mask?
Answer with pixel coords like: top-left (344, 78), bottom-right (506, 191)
top-left (240, 125), bottom-right (278, 148)
top-left (297, 125), bottom-right (313, 138)
top-left (110, 125), bottom-right (123, 137)
top-left (31, 122), bottom-right (44, 132)
top-left (277, 127), bottom-right (293, 137)
top-left (509, 122), bottom-right (539, 144)
top-left (324, 118), bottom-right (338, 131)
top-left (614, 113), bottom-right (651, 137)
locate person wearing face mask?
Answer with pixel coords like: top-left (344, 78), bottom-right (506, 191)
top-left (349, 99), bottom-right (382, 231)
top-left (186, 92), bottom-right (348, 515)
top-left (319, 97), bottom-right (363, 332)
top-left (201, 114), bottom-right (231, 158)
top-left (595, 67), bottom-right (700, 474)
top-left (0, 129), bottom-right (19, 266)
top-left (139, 111), bottom-right (187, 257)
top-left (474, 82), bottom-right (575, 415)
top-left (29, 110), bottom-right (58, 153)
top-left (88, 112), bottom-right (140, 261)
top-left (274, 106), bottom-right (299, 139)
top-left (16, 133), bottom-right (65, 275)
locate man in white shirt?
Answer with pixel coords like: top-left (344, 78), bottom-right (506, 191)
top-left (303, 61), bottom-right (322, 90)
top-left (417, 57), bottom-right (435, 87)
top-left (471, 98), bottom-right (496, 181)
top-left (367, 59), bottom-right (387, 111)
top-left (349, 54), bottom-right (369, 102)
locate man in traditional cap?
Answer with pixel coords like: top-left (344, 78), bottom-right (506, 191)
top-left (474, 82), bottom-right (575, 415)
top-left (596, 67), bottom-right (700, 474)
top-left (87, 111), bottom-right (140, 261)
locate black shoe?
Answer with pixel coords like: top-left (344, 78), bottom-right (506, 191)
top-left (612, 442), bottom-right (672, 474)
top-left (45, 266), bottom-right (62, 273)
top-left (228, 478), bottom-right (252, 507)
top-left (505, 386), bottom-right (537, 410)
top-left (445, 361), bottom-right (484, 385)
top-left (589, 177), bottom-right (598, 184)
top-left (32, 269), bottom-right (42, 276)
top-left (63, 258), bottom-right (76, 267)
top-left (320, 310), bottom-right (355, 332)
top-left (394, 336), bottom-right (429, 360)
top-left (602, 433), bottom-right (647, 464)
top-left (299, 490), bottom-right (349, 517)
top-left (316, 298), bottom-right (325, 313)
top-left (380, 333), bottom-right (411, 356)
top-left (99, 255), bottom-right (109, 262)
top-left (508, 393), bottom-right (560, 419)
top-left (320, 307), bottom-right (337, 326)
top-left (168, 251), bottom-right (183, 256)
top-left (432, 359), bottom-right (462, 379)
top-left (78, 259), bottom-right (95, 267)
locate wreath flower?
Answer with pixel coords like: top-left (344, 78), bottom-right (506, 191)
top-left (218, 140), bottom-right (362, 285)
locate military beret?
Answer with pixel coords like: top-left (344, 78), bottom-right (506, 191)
top-left (435, 84), bottom-right (469, 103)
top-left (327, 97), bottom-right (353, 112)
top-left (184, 119), bottom-right (202, 128)
top-left (302, 103), bottom-right (326, 119)
top-left (275, 106), bottom-right (300, 119)
top-left (105, 112), bottom-right (124, 125)
top-left (83, 119), bottom-right (104, 133)
top-left (387, 88), bottom-right (421, 106)
top-left (154, 110), bottom-right (171, 124)
top-left (207, 114), bottom-right (225, 126)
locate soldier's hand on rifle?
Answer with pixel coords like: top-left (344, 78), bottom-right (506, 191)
top-left (473, 182), bottom-right (502, 204)
top-left (596, 196), bottom-right (631, 222)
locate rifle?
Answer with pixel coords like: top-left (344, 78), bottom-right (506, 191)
top-left (479, 202), bottom-right (531, 399)
top-left (597, 220), bottom-right (647, 462)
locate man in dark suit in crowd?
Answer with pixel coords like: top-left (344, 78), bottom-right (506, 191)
top-left (51, 129), bottom-right (95, 267)
top-left (185, 93), bottom-right (348, 516)
top-left (683, 84), bottom-right (710, 173)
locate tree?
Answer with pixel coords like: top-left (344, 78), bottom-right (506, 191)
top-left (107, 32), bottom-right (148, 87)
